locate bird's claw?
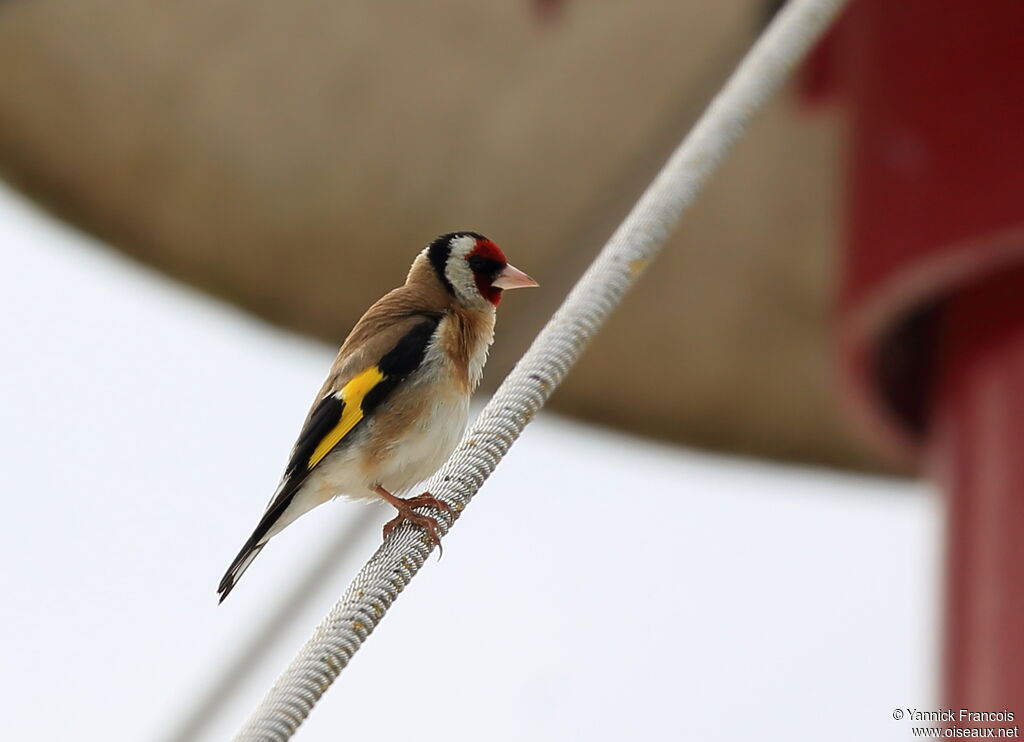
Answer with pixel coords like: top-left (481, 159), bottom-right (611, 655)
top-left (399, 492), bottom-right (453, 514)
top-left (381, 491), bottom-right (451, 554)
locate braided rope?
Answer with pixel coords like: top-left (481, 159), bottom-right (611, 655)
top-left (234, 0), bottom-right (849, 737)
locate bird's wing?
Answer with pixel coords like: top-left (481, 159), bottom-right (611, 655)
top-left (217, 312), bottom-right (442, 601)
top-left (280, 313), bottom-right (442, 492)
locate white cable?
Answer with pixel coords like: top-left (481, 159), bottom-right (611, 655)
top-left (166, 511), bottom-right (376, 742)
top-left (234, 0), bottom-right (849, 738)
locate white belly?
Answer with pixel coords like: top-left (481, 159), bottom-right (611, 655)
top-left (374, 391), bottom-right (469, 495)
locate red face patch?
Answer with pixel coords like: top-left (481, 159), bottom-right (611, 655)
top-left (467, 239), bottom-right (508, 306)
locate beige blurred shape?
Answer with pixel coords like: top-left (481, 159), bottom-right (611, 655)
top-left (0, 0), bottom-right (880, 470)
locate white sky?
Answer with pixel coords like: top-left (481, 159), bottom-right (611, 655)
top-left (0, 182), bottom-right (940, 741)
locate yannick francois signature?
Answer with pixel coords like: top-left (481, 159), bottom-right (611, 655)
top-left (900, 709), bottom-right (1015, 723)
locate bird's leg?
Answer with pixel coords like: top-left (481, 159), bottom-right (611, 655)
top-left (374, 485), bottom-right (453, 549)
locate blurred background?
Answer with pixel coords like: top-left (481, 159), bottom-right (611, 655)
top-left (1, 0), bottom-right (1021, 739)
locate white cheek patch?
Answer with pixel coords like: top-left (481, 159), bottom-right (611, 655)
top-left (444, 235), bottom-right (482, 303)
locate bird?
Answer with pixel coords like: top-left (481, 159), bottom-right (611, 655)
top-left (217, 232), bottom-right (537, 602)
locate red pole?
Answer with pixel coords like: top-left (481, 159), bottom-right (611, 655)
top-left (931, 267), bottom-right (1024, 732)
top-left (799, 1), bottom-right (1024, 724)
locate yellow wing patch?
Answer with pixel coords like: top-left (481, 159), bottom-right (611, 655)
top-left (307, 366), bottom-right (385, 469)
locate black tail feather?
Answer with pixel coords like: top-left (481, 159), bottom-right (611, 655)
top-left (217, 539), bottom-right (265, 603)
top-left (217, 486), bottom-right (298, 603)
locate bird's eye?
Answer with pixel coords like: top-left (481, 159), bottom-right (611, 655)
top-left (467, 255), bottom-right (504, 278)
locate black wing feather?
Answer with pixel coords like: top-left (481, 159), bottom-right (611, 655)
top-left (361, 317), bottom-right (439, 413)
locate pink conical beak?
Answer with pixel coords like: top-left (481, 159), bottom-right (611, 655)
top-left (492, 263), bottom-right (539, 290)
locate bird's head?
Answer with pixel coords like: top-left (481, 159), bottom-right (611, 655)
top-left (424, 232), bottom-right (537, 309)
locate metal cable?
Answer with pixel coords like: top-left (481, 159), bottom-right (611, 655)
top-left (234, 0), bottom-right (849, 738)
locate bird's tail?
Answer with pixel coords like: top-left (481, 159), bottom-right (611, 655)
top-left (217, 539), bottom-right (266, 603)
top-left (218, 482), bottom-right (297, 603)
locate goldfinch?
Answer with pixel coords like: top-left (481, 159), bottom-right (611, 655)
top-left (217, 233), bottom-right (537, 602)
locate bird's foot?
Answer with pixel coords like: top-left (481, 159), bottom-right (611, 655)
top-left (376, 488), bottom-right (452, 551)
